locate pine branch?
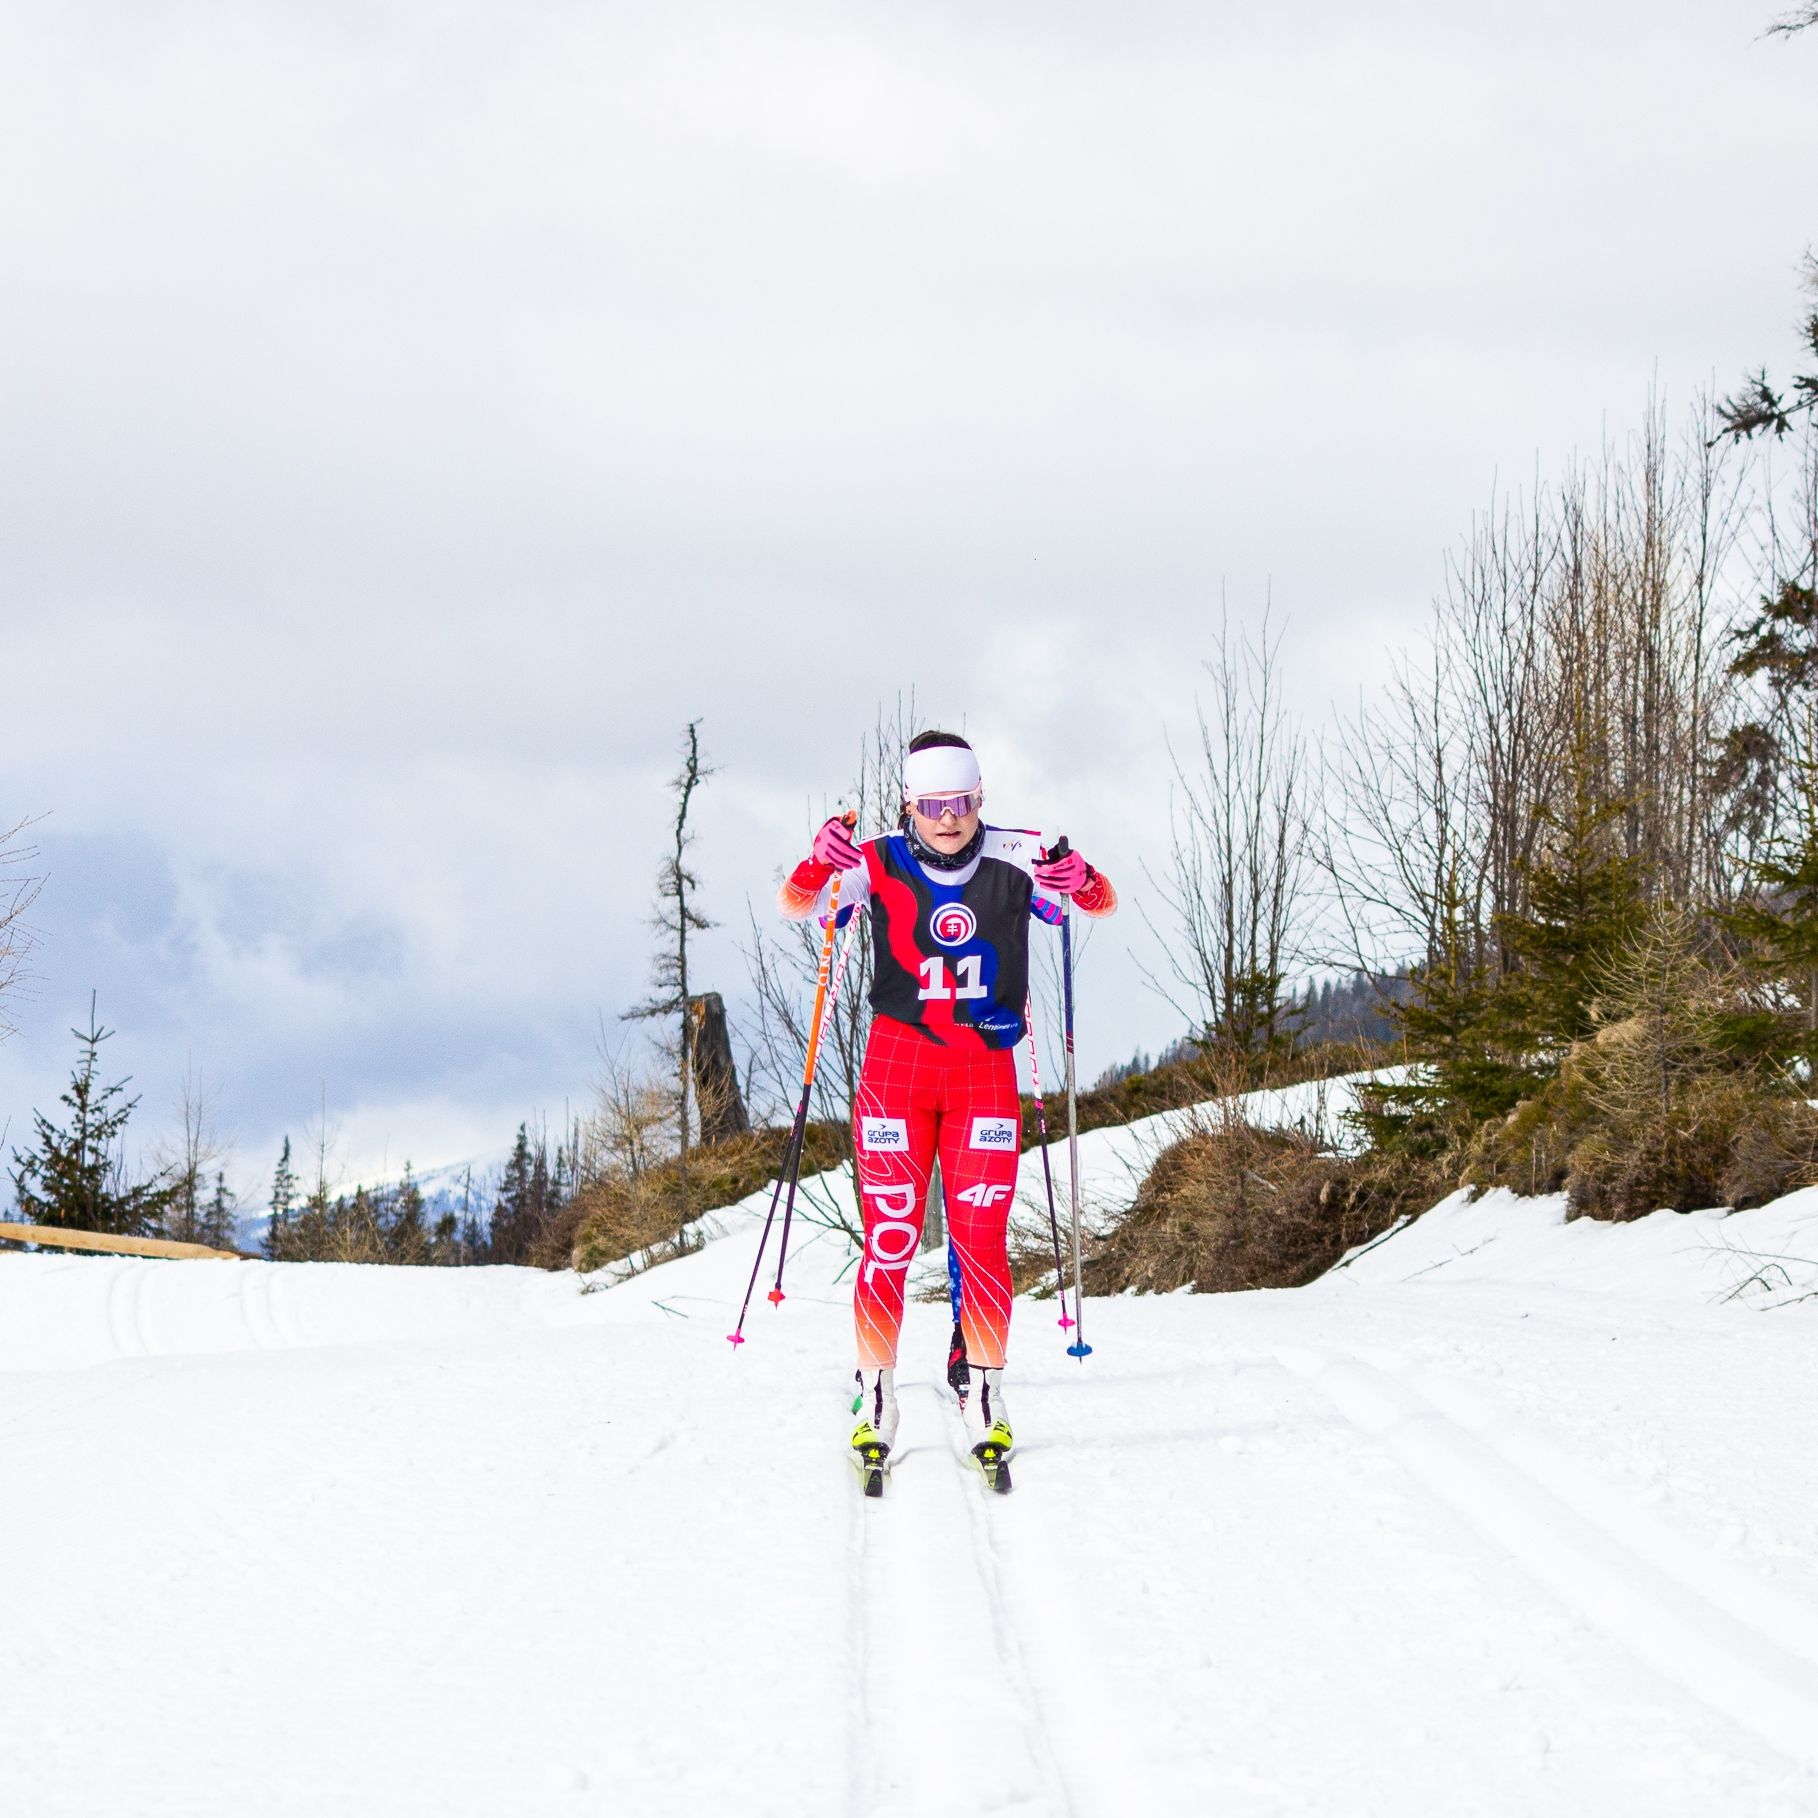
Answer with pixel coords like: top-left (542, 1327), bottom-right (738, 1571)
top-left (1766, 2), bottom-right (1818, 36)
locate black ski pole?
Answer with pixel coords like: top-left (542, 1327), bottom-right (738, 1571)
top-left (1023, 990), bottom-right (1075, 1333)
top-left (1052, 838), bottom-right (1093, 1361)
top-left (728, 823), bottom-right (855, 1345)
top-left (770, 868), bottom-right (860, 1308)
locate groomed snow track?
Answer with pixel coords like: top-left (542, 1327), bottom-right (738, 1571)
top-left (6, 1177), bottom-right (1818, 1815)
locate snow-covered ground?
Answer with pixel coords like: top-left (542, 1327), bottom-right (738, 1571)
top-left (6, 1116), bottom-right (1818, 1816)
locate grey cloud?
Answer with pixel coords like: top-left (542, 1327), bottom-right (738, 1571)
top-left (1, 0), bottom-right (1811, 1178)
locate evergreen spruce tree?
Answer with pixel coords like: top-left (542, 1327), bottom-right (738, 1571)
top-left (529, 1143), bottom-right (551, 1249)
top-left (458, 1164), bottom-right (486, 1264)
top-left (168, 1158), bottom-right (202, 1245)
top-left (284, 1145), bottom-right (335, 1261)
top-left (390, 1164), bottom-right (428, 1264)
top-left (490, 1124), bottom-right (533, 1264)
top-left (1354, 905), bottom-right (1523, 1159)
top-left (1495, 784), bottom-right (1648, 1061)
top-left (202, 1171), bottom-right (237, 1251)
top-left (1717, 256), bottom-right (1817, 442)
top-left (1727, 824), bottom-right (1818, 1059)
top-left (430, 1210), bottom-right (460, 1264)
top-left (10, 998), bottom-right (174, 1235)
top-left (264, 1136), bottom-right (299, 1259)
top-left (1358, 777), bottom-right (1646, 1159)
top-left (1722, 576), bottom-right (1818, 1054)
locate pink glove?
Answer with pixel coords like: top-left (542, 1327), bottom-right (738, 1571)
top-left (812, 814), bottom-right (861, 872)
top-left (1033, 845), bottom-right (1089, 895)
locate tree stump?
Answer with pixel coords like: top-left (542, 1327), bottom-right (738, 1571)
top-left (687, 992), bottom-right (749, 1144)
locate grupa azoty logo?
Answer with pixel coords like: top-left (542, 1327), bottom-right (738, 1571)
top-left (930, 902), bottom-right (978, 948)
top-left (969, 1117), bottom-right (1019, 1151)
top-left (860, 1117), bottom-right (908, 1151)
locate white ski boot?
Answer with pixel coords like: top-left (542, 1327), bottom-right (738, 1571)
top-left (850, 1366), bottom-right (899, 1498)
top-left (962, 1367), bottom-right (1014, 1494)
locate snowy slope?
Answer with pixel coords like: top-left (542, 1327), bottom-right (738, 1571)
top-left (1335, 1183), bottom-right (1818, 1309)
top-left (6, 1129), bottom-right (1818, 1816)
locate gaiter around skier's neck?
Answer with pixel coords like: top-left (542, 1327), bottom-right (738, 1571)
top-left (901, 813), bottom-right (985, 871)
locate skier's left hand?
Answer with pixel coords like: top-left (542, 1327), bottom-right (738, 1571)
top-left (1033, 845), bottom-right (1091, 895)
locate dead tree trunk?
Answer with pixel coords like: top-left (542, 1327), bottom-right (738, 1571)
top-left (687, 992), bottom-right (748, 1145)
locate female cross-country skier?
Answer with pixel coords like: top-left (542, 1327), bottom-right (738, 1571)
top-left (778, 730), bottom-right (1116, 1488)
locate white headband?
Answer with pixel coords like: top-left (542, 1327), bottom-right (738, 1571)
top-left (903, 744), bottom-right (982, 800)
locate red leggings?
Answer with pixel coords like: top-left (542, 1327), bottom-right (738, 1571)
top-left (851, 1015), bottom-right (1021, 1371)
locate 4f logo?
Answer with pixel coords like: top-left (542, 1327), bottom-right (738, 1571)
top-left (954, 1183), bottom-right (1013, 1208)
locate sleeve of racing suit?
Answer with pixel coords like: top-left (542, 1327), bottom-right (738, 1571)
top-left (1029, 827), bottom-right (1117, 921)
top-left (1072, 863), bottom-right (1117, 918)
top-left (777, 854), bottom-right (872, 922)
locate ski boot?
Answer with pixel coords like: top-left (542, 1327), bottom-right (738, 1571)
top-left (850, 1366), bottom-right (898, 1499)
top-left (946, 1321), bottom-right (970, 1407)
top-left (961, 1367), bottom-right (1014, 1495)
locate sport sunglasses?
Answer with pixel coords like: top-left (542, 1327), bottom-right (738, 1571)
top-left (911, 791), bottom-right (982, 820)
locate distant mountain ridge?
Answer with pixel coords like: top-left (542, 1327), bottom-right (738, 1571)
top-left (233, 1157), bottom-right (493, 1255)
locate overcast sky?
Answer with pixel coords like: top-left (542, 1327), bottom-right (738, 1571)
top-left (2, 1), bottom-right (1813, 1196)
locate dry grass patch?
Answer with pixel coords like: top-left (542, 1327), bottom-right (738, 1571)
top-left (568, 1122), bottom-right (849, 1274)
top-left (1081, 1115), bottom-right (1423, 1296)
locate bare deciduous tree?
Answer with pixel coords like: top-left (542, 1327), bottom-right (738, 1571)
top-left (624, 721), bottom-right (713, 1240)
top-left (1147, 609), bottom-right (1309, 1070)
top-left (744, 698), bottom-right (919, 1129)
top-left (154, 1060), bottom-right (237, 1248)
top-left (1321, 403), bottom-right (1750, 1004)
top-left (0, 817), bottom-right (45, 1044)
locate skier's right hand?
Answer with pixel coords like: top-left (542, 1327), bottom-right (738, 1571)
top-left (812, 814), bottom-right (862, 873)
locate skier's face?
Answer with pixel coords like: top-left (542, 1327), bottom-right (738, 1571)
top-left (908, 793), bottom-right (981, 853)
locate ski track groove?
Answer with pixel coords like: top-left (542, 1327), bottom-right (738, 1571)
top-left (240, 1261), bottom-right (285, 1352)
top-left (846, 1454), bottom-right (876, 1818)
top-left (267, 1260), bottom-right (310, 1349)
top-left (104, 1258), bottom-right (150, 1362)
top-left (934, 1387), bottom-right (1080, 1818)
top-left (1280, 1344), bottom-right (1818, 1778)
top-left (846, 1380), bottom-right (1074, 1818)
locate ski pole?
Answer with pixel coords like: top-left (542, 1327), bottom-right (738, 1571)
top-left (1023, 991), bottom-right (1075, 1332)
top-left (728, 893), bottom-right (853, 1340)
top-left (1052, 839), bottom-right (1093, 1361)
top-left (728, 817), bottom-right (856, 1345)
top-left (728, 1054), bottom-right (816, 1343)
top-left (770, 902), bottom-right (860, 1307)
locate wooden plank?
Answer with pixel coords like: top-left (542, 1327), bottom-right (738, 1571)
top-left (0, 1223), bottom-right (246, 1262)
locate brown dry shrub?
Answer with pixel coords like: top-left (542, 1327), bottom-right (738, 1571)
top-left (1468, 908), bottom-right (1818, 1221)
top-left (1559, 1069), bottom-right (1818, 1221)
top-left (568, 1121), bottom-right (848, 1274)
top-left (1722, 1093), bottom-right (1818, 1207)
top-left (1080, 1118), bottom-right (1425, 1296)
top-left (567, 1172), bottom-right (687, 1274)
top-left (1563, 1070), bottom-right (1754, 1220)
top-left (1469, 1029), bottom-right (1818, 1223)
